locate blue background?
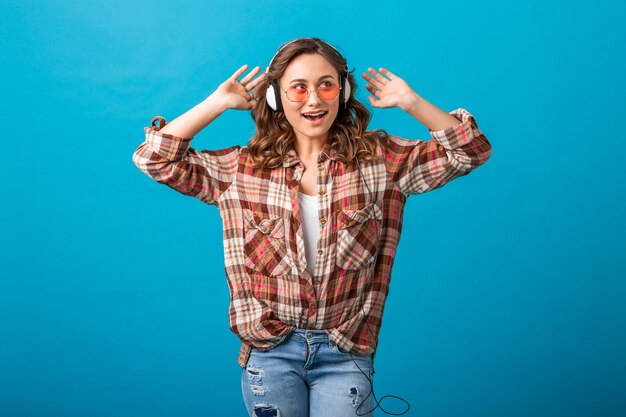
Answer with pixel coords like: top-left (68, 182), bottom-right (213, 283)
top-left (1, 0), bottom-right (625, 416)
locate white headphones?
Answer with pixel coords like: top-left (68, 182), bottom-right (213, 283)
top-left (265, 38), bottom-right (351, 112)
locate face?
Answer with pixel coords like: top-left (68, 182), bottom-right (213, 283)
top-left (278, 53), bottom-right (340, 145)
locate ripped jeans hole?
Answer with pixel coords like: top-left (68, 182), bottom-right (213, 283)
top-left (247, 366), bottom-right (266, 396)
top-left (253, 403), bottom-right (280, 417)
top-left (247, 366), bottom-right (263, 379)
top-left (349, 386), bottom-right (359, 407)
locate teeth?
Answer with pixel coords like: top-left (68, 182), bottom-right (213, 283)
top-left (303, 111), bottom-right (326, 116)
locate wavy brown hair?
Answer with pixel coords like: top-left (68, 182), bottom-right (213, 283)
top-left (248, 37), bottom-right (389, 169)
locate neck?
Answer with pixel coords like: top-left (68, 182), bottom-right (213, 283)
top-left (293, 134), bottom-right (327, 161)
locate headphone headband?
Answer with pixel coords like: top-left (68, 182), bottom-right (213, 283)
top-left (265, 38), bottom-right (348, 75)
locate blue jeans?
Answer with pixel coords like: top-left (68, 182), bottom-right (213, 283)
top-left (241, 329), bottom-right (375, 417)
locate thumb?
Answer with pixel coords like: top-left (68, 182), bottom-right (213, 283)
top-left (368, 96), bottom-right (378, 107)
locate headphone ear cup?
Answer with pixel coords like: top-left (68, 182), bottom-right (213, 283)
top-left (265, 80), bottom-right (283, 112)
top-left (342, 75), bottom-right (351, 108)
top-left (265, 83), bottom-right (277, 111)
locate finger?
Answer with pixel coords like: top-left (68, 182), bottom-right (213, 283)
top-left (361, 72), bottom-right (376, 86)
top-left (239, 66), bottom-right (261, 85)
top-left (230, 64), bottom-right (249, 82)
top-left (379, 67), bottom-right (395, 80)
top-left (365, 84), bottom-right (379, 97)
top-left (365, 83), bottom-right (381, 97)
top-left (247, 72), bottom-right (266, 90)
top-left (368, 96), bottom-right (379, 107)
top-left (368, 67), bottom-right (388, 84)
top-left (362, 71), bottom-right (385, 88)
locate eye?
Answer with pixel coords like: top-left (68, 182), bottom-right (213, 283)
top-left (292, 83), bottom-right (307, 91)
top-left (321, 81), bottom-right (334, 87)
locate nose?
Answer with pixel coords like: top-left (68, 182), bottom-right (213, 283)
top-left (305, 89), bottom-right (322, 106)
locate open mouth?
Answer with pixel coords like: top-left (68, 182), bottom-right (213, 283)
top-left (302, 111), bottom-right (327, 123)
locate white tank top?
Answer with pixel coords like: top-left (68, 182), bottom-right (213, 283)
top-left (298, 191), bottom-right (320, 276)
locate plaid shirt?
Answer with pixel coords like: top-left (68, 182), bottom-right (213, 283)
top-left (132, 108), bottom-right (492, 367)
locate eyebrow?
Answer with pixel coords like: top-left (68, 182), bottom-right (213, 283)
top-left (289, 75), bottom-right (335, 83)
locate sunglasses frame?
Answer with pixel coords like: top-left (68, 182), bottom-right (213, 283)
top-left (277, 82), bottom-right (342, 103)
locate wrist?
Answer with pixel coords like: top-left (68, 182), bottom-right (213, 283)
top-left (399, 91), bottom-right (424, 113)
top-left (204, 92), bottom-right (229, 114)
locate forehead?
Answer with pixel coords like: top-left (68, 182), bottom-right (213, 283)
top-left (280, 53), bottom-right (338, 82)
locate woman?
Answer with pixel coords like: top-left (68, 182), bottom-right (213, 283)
top-left (133, 37), bottom-right (491, 417)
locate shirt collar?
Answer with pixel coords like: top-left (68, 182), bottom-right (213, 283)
top-left (282, 141), bottom-right (339, 168)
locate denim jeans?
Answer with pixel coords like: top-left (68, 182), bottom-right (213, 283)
top-left (241, 329), bottom-right (375, 417)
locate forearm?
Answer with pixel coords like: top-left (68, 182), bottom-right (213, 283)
top-left (400, 92), bottom-right (461, 132)
top-left (159, 93), bottom-right (228, 138)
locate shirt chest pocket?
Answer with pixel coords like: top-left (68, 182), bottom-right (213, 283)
top-left (335, 202), bottom-right (383, 271)
top-left (243, 209), bottom-right (292, 277)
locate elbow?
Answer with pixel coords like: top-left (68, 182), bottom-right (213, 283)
top-left (131, 144), bottom-right (151, 175)
top-left (131, 149), bottom-right (142, 170)
top-left (476, 136), bottom-right (492, 167)
top-left (479, 134), bottom-right (493, 165)
top-left (469, 133), bottom-right (492, 169)
top-left (131, 143), bottom-right (173, 181)
top-left (448, 134), bottom-right (492, 174)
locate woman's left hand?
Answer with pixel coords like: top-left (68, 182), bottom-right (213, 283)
top-left (362, 67), bottom-right (420, 110)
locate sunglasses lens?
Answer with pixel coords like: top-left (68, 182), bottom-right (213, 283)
top-left (286, 88), bottom-right (307, 102)
top-left (318, 84), bottom-right (340, 100)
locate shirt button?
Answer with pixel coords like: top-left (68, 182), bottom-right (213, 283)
top-left (319, 217), bottom-right (327, 226)
top-left (317, 249), bottom-right (323, 256)
top-left (318, 187), bottom-right (326, 195)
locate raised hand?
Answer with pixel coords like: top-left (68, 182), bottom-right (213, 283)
top-left (361, 67), bottom-right (419, 110)
top-left (214, 64), bottom-right (265, 111)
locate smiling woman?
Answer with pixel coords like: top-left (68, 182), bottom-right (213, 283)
top-left (278, 54), bottom-right (340, 146)
top-left (132, 37), bottom-right (492, 417)
top-left (248, 38), bottom-right (387, 171)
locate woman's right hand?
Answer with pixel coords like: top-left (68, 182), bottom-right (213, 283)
top-left (156, 65), bottom-right (264, 138)
top-left (212, 64), bottom-right (265, 111)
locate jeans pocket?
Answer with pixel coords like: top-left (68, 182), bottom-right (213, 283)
top-left (329, 339), bottom-right (351, 355)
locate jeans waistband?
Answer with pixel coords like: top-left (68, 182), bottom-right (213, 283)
top-left (290, 329), bottom-right (330, 344)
